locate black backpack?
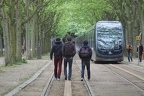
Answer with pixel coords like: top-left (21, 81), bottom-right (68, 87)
top-left (80, 47), bottom-right (89, 57)
top-left (63, 43), bottom-right (76, 56)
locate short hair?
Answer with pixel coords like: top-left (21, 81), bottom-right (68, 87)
top-left (67, 37), bottom-right (72, 41)
top-left (83, 40), bottom-right (88, 45)
top-left (55, 38), bottom-right (60, 41)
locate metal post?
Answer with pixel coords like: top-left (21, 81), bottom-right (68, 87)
top-left (138, 42), bottom-right (139, 65)
top-left (37, 43), bottom-right (41, 59)
top-left (138, 32), bottom-right (142, 65)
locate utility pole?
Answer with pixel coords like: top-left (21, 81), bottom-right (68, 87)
top-left (136, 32), bottom-right (141, 65)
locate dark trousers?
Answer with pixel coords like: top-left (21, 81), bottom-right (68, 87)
top-left (139, 54), bottom-right (142, 62)
top-left (64, 57), bottom-right (73, 79)
top-left (81, 60), bottom-right (90, 79)
top-left (54, 57), bottom-right (63, 78)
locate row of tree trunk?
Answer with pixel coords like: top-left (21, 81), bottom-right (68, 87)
top-left (0, 0), bottom-right (59, 66)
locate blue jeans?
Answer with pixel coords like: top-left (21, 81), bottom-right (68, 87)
top-left (128, 52), bottom-right (132, 62)
top-left (81, 60), bottom-right (90, 79)
top-left (64, 57), bottom-right (73, 79)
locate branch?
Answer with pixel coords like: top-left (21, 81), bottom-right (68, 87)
top-left (21, 0), bottom-right (53, 26)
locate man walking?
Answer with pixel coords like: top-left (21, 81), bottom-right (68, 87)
top-left (137, 42), bottom-right (143, 62)
top-left (78, 40), bottom-right (92, 81)
top-left (62, 37), bottom-right (76, 80)
top-left (50, 38), bottom-right (63, 81)
top-left (126, 42), bottom-right (133, 62)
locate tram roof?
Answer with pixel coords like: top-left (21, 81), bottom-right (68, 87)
top-left (97, 21), bottom-right (121, 23)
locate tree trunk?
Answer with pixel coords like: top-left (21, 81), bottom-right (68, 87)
top-left (138, 0), bottom-right (144, 46)
top-left (31, 13), bottom-right (37, 58)
top-left (132, 0), bottom-right (139, 57)
top-left (0, 34), bottom-right (3, 56)
top-left (1, 7), bottom-right (10, 65)
top-left (25, 0), bottom-right (31, 59)
top-left (16, 0), bottom-right (22, 62)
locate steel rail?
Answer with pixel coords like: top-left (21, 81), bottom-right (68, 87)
top-left (76, 60), bottom-right (95, 96)
top-left (40, 72), bottom-right (54, 96)
top-left (5, 61), bottom-right (53, 96)
top-left (104, 64), bottom-right (144, 93)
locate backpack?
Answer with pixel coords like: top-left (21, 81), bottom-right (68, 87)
top-left (80, 47), bottom-right (89, 57)
top-left (63, 43), bottom-right (76, 56)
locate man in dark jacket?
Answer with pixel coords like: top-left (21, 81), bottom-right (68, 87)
top-left (62, 37), bottom-right (76, 80)
top-left (137, 42), bottom-right (143, 62)
top-left (50, 38), bottom-right (63, 81)
top-left (78, 40), bottom-right (92, 81)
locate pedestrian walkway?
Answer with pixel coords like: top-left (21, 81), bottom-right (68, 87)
top-left (124, 57), bottom-right (144, 65)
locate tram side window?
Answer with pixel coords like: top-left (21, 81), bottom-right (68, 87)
top-left (89, 31), bottom-right (93, 48)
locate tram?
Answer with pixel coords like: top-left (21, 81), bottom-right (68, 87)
top-left (75, 21), bottom-right (125, 62)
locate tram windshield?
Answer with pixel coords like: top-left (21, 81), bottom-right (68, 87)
top-left (97, 23), bottom-right (123, 50)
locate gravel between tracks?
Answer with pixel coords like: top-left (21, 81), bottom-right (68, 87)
top-left (0, 55), bottom-right (50, 96)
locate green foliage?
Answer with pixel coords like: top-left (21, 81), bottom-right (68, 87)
top-left (54, 0), bottom-right (113, 37)
top-left (14, 59), bottom-right (27, 65)
top-left (21, 59), bottom-right (27, 63)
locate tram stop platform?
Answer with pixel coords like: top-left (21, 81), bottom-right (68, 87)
top-left (124, 57), bottom-right (144, 66)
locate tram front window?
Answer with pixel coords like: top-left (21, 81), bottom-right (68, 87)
top-left (97, 25), bottom-right (123, 53)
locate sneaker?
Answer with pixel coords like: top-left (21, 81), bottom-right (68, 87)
top-left (57, 78), bottom-right (60, 81)
top-left (65, 77), bottom-right (67, 80)
top-left (81, 78), bottom-right (83, 81)
top-left (68, 78), bottom-right (71, 80)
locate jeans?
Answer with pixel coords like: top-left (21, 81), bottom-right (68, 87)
top-left (54, 57), bottom-right (63, 78)
top-left (128, 52), bottom-right (132, 62)
top-left (64, 57), bottom-right (73, 79)
top-left (81, 60), bottom-right (90, 79)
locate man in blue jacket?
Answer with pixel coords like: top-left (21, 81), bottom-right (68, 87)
top-left (78, 40), bottom-right (92, 81)
top-left (50, 38), bottom-right (63, 81)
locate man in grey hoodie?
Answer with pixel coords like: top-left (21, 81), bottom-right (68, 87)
top-left (62, 37), bottom-right (76, 80)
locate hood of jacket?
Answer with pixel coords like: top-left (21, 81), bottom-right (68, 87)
top-left (65, 41), bottom-right (73, 45)
top-left (55, 41), bottom-right (62, 45)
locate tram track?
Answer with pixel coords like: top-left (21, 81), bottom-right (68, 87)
top-left (75, 60), bottom-right (95, 96)
top-left (104, 64), bottom-right (144, 93)
top-left (81, 60), bottom-right (144, 96)
top-left (40, 72), bottom-right (54, 96)
top-left (9, 59), bottom-right (90, 96)
top-left (5, 61), bottom-right (53, 96)
top-left (43, 60), bottom-right (144, 96)
top-left (5, 57), bottom-right (144, 96)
